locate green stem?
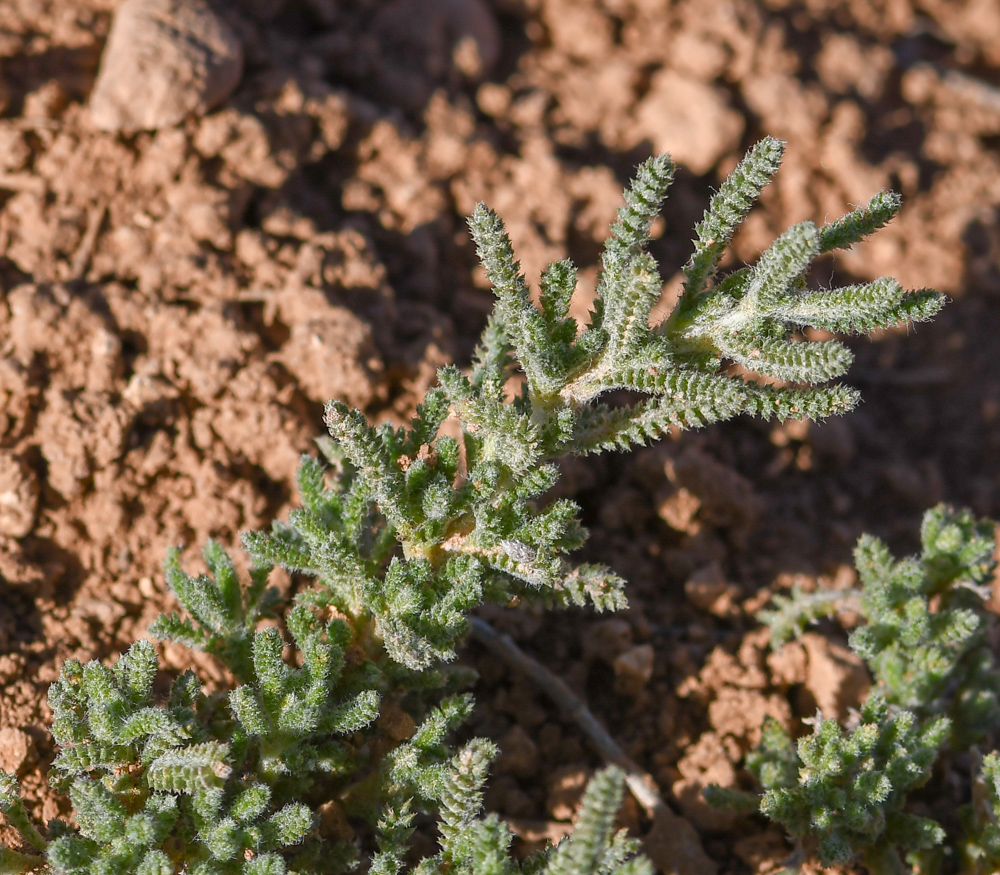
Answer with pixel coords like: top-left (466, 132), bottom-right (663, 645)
top-left (0, 846), bottom-right (45, 874)
top-left (1, 801), bottom-right (48, 854)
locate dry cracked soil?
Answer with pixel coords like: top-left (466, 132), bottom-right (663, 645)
top-left (1, 0), bottom-right (1000, 872)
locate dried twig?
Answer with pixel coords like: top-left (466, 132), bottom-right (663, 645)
top-left (468, 616), bottom-right (720, 874)
top-left (468, 615), bottom-right (666, 818)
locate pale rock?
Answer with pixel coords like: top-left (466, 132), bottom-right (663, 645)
top-left (90, 0), bottom-right (243, 133)
top-left (656, 486), bottom-right (701, 534)
top-left (670, 31), bottom-right (729, 82)
top-left (274, 288), bottom-right (382, 410)
top-left (193, 109), bottom-right (290, 188)
top-left (709, 688), bottom-right (792, 745)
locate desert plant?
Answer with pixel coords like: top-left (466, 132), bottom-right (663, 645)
top-left (716, 505), bottom-right (1000, 873)
top-left (961, 751), bottom-right (1000, 874)
top-left (0, 137), bottom-right (943, 875)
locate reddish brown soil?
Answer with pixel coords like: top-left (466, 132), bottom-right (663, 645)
top-left (1, 0), bottom-right (1000, 872)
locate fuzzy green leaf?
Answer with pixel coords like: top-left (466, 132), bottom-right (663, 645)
top-left (146, 742), bottom-right (232, 793)
top-left (681, 137), bottom-right (785, 305)
top-left (818, 190), bottom-right (901, 253)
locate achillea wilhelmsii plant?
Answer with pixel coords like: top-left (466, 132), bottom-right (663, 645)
top-left (713, 505), bottom-right (1000, 874)
top-left (0, 137), bottom-right (947, 875)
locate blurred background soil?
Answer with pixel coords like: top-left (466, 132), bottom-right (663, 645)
top-left (0, 0), bottom-right (999, 871)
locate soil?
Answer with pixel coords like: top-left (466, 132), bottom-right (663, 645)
top-left (1, 0), bottom-right (999, 872)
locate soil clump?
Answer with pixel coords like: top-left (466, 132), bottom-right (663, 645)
top-left (1, 0), bottom-right (999, 871)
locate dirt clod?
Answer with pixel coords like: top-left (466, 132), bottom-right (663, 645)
top-left (634, 71), bottom-right (744, 176)
top-left (546, 766), bottom-right (590, 822)
top-left (672, 732), bottom-right (740, 832)
top-left (800, 632), bottom-right (871, 722)
top-left (0, 453), bottom-right (38, 539)
top-left (642, 806), bottom-right (718, 875)
top-left (496, 724), bottom-right (540, 779)
top-left (1, 0), bottom-right (999, 872)
top-left (614, 644), bottom-right (655, 696)
top-left (0, 727), bottom-right (35, 776)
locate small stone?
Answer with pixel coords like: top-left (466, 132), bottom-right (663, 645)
top-left (656, 486), bottom-right (701, 534)
top-left (708, 687), bottom-right (791, 747)
top-left (90, 0), bottom-right (243, 133)
top-left (0, 654), bottom-right (25, 684)
top-left (670, 32), bottom-right (729, 82)
top-left (684, 562), bottom-right (739, 617)
top-left (613, 644), bottom-right (655, 695)
top-left (581, 618), bottom-right (632, 664)
top-left (272, 286), bottom-right (382, 410)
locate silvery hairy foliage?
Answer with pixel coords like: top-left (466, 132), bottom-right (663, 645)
top-left (0, 138), bottom-right (942, 875)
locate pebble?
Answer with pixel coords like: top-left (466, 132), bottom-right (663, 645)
top-left (684, 563), bottom-right (730, 611)
top-left (90, 0), bottom-right (243, 133)
top-left (580, 617), bottom-right (632, 664)
top-left (613, 643), bottom-right (655, 695)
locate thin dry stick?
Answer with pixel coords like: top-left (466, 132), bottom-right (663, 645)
top-left (69, 200), bottom-right (108, 281)
top-left (468, 615), bottom-right (665, 817)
